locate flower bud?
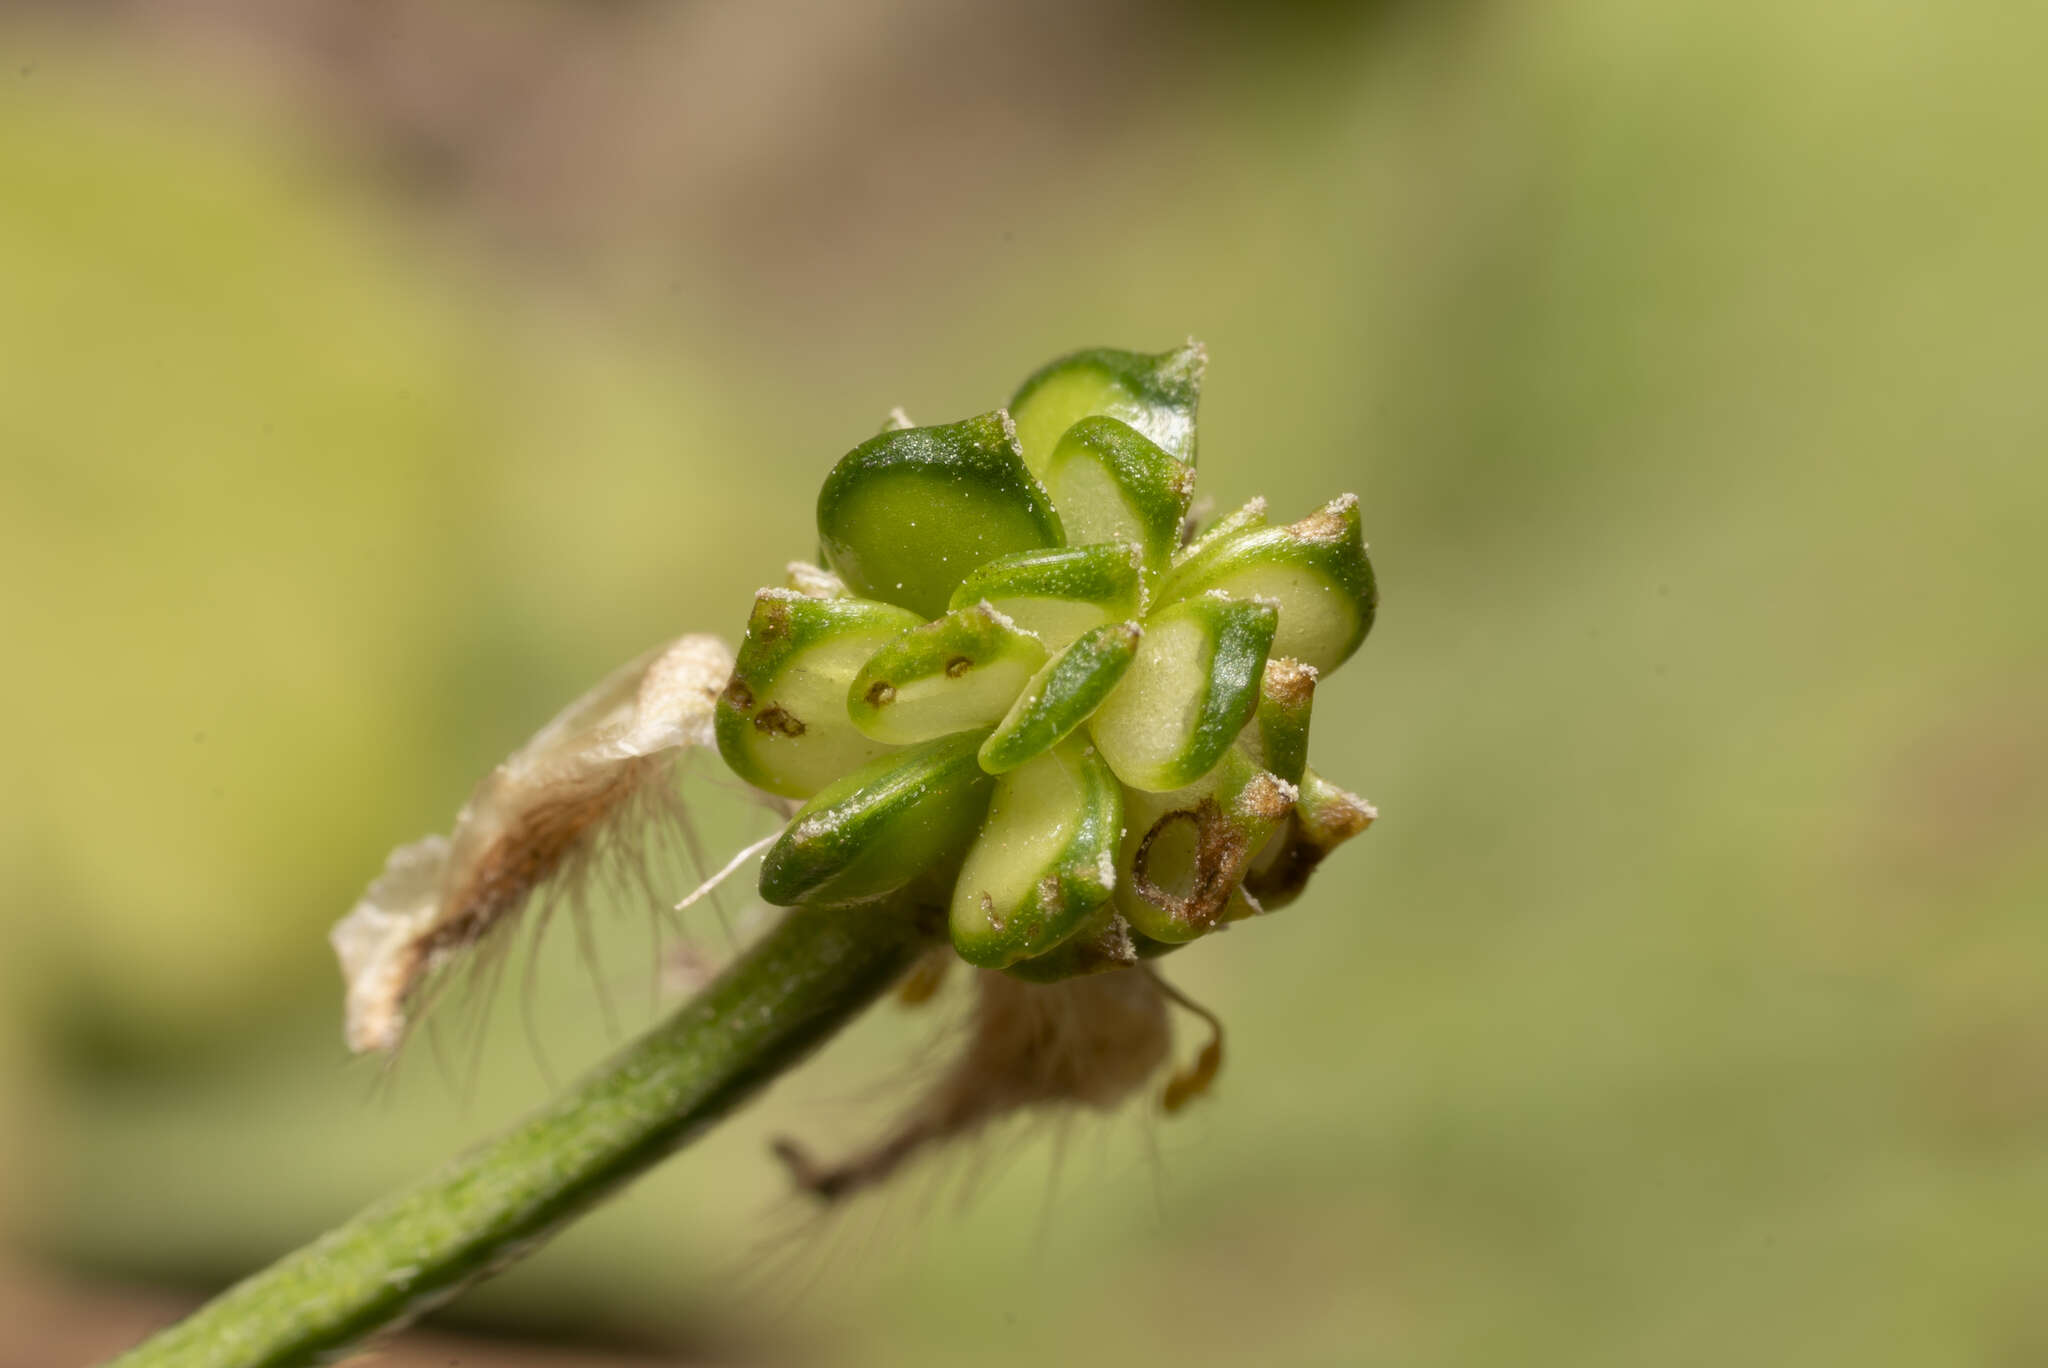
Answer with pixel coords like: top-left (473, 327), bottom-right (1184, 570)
top-left (1009, 340), bottom-right (1206, 475)
top-left (816, 411), bottom-right (1063, 618)
top-left (1089, 592), bottom-right (1278, 792)
top-left (759, 731), bottom-right (994, 907)
top-left (947, 542), bottom-right (1142, 651)
top-left (847, 603), bottom-right (1048, 745)
top-left (980, 620), bottom-right (1142, 775)
top-left (737, 345), bottom-right (1374, 980)
top-left (949, 739), bottom-right (1121, 968)
top-left (716, 590), bottom-right (922, 799)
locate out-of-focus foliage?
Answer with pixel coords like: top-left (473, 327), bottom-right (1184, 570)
top-left (3, 1), bottom-right (2046, 1364)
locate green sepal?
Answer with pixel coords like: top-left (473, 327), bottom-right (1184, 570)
top-left (1039, 417), bottom-right (1196, 588)
top-left (1088, 592), bottom-right (1278, 792)
top-left (1112, 746), bottom-right (1297, 943)
top-left (1009, 340), bottom-right (1206, 476)
top-left (758, 730), bottom-right (995, 907)
top-left (847, 603), bottom-right (1049, 745)
top-left (979, 620), bottom-right (1141, 774)
top-left (817, 411), bottom-right (1064, 619)
top-left (1237, 656), bottom-right (1317, 787)
top-left (947, 543), bottom-right (1142, 652)
top-left (949, 740), bottom-right (1121, 968)
top-left (716, 590), bottom-right (923, 799)
top-left (1154, 494), bottom-right (1376, 674)
top-left (1242, 765), bottom-right (1376, 912)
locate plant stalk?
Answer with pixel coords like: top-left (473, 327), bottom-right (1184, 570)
top-left (109, 897), bottom-right (933, 1368)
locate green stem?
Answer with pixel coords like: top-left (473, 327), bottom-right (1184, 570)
top-left (109, 898), bottom-right (933, 1368)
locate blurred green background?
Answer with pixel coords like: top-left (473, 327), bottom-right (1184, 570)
top-left (3, 1), bottom-right (2045, 1363)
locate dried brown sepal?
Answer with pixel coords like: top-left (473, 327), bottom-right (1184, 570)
top-left (329, 634), bottom-right (734, 1054)
top-left (1241, 768), bottom-right (1377, 911)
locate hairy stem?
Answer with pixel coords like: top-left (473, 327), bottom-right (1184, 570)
top-left (110, 898), bottom-right (934, 1368)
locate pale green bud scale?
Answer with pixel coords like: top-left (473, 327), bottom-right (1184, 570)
top-left (716, 591), bottom-right (923, 799)
top-left (1088, 593), bottom-right (1278, 793)
top-left (1039, 416), bottom-right (1195, 587)
top-left (846, 602), bottom-right (1048, 745)
top-left (979, 620), bottom-right (1142, 774)
top-left (947, 542), bottom-right (1142, 652)
top-left (949, 739), bottom-right (1122, 968)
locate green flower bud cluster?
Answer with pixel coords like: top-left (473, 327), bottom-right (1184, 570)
top-left (715, 342), bottom-right (1376, 980)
